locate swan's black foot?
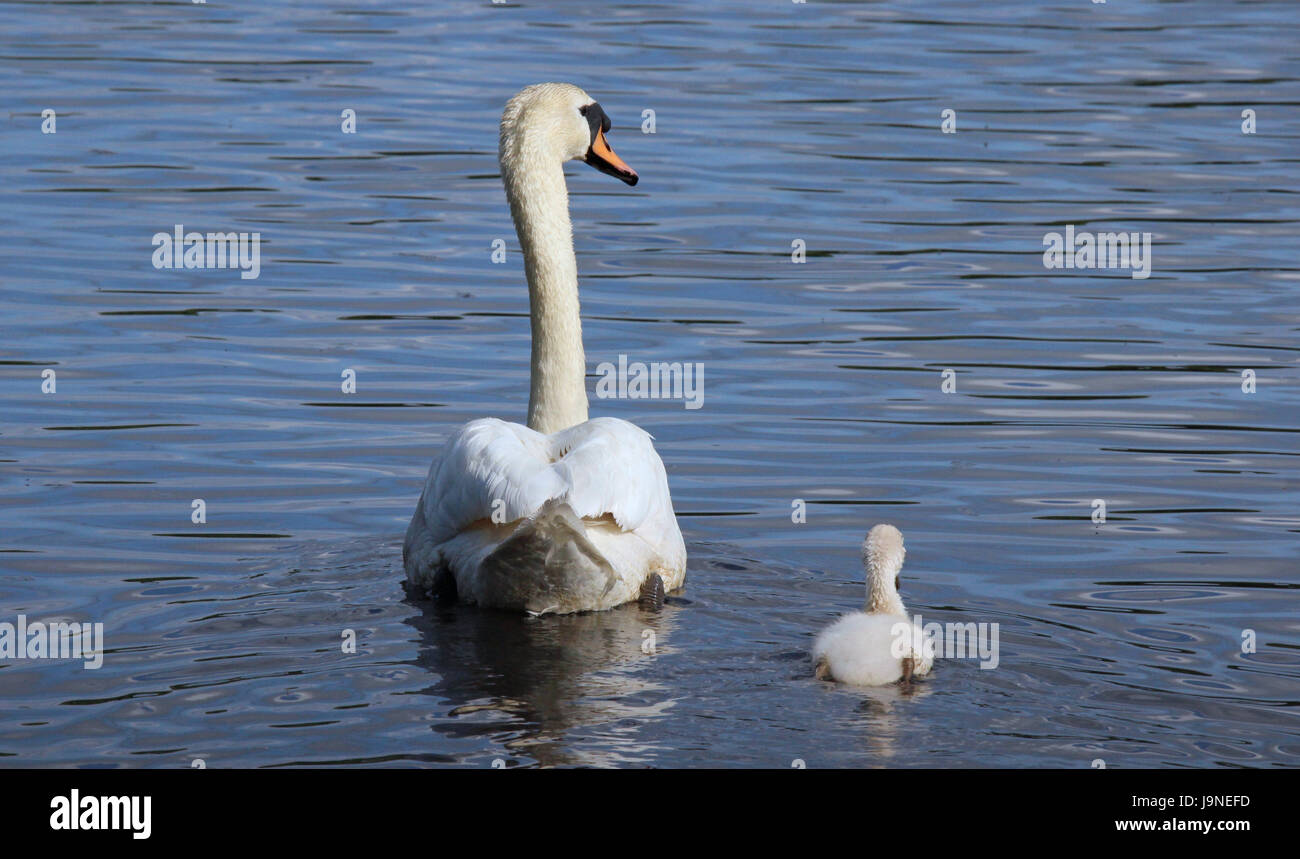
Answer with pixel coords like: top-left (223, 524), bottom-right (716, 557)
top-left (899, 656), bottom-right (915, 687)
top-left (639, 573), bottom-right (665, 611)
top-left (430, 567), bottom-right (458, 603)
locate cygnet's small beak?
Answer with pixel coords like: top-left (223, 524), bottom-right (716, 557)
top-left (584, 127), bottom-right (638, 186)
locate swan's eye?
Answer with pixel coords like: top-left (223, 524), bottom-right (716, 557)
top-left (579, 103), bottom-right (612, 140)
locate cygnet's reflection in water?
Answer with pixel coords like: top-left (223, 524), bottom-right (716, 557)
top-left (855, 680), bottom-right (935, 764)
top-left (404, 592), bottom-right (683, 768)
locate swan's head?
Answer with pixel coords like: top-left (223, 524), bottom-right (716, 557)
top-left (499, 82), bottom-right (638, 186)
top-left (862, 523), bottom-right (908, 615)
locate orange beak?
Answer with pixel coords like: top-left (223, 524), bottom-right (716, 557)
top-left (584, 128), bottom-right (638, 186)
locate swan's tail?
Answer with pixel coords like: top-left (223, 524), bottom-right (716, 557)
top-left (476, 499), bottom-right (618, 615)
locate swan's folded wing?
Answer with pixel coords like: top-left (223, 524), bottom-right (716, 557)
top-left (419, 418), bottom-right (564, 544)
top-left (550, 417), bottom-right (672, 532)
top-left (419, 416), bottom-right (674, 546)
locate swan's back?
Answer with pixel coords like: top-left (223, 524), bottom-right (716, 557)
top-left (404, 416), bottom-right (685, 614)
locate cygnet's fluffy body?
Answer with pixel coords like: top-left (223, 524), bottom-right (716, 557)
top-left (813, 524), bottom-right (933, 686)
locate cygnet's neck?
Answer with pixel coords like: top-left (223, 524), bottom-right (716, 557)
top-left (865, 549), bottom-right (907, 616)
top-left (501, 143), bottom-right (589, 435)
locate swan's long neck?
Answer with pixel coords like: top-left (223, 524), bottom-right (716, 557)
top-left (502, 147), bottom-right (588, 435)
top-left (865, 550), bottom-right (907, 616)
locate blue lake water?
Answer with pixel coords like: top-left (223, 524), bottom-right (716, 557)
top-left (1, 0), bottom-right (1298, 767)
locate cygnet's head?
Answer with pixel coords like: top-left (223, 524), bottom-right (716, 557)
top-left (862, 523), bottom-right (908, 615)
top-left (499, 82), bottom-right (638, 186)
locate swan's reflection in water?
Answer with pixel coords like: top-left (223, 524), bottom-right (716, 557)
top-left (406, 596), bottom-right (682, 767)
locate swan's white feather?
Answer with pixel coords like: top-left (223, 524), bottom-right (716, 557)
top-left (551, 418), bottom-right (669, 530)
top-left (417, 418), bottom-right (561, 545)
top-left (405, 416), bottom-right (686, 614)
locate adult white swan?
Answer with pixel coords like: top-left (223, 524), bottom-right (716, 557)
top-left (403, 83), bottom-right (686, 615)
